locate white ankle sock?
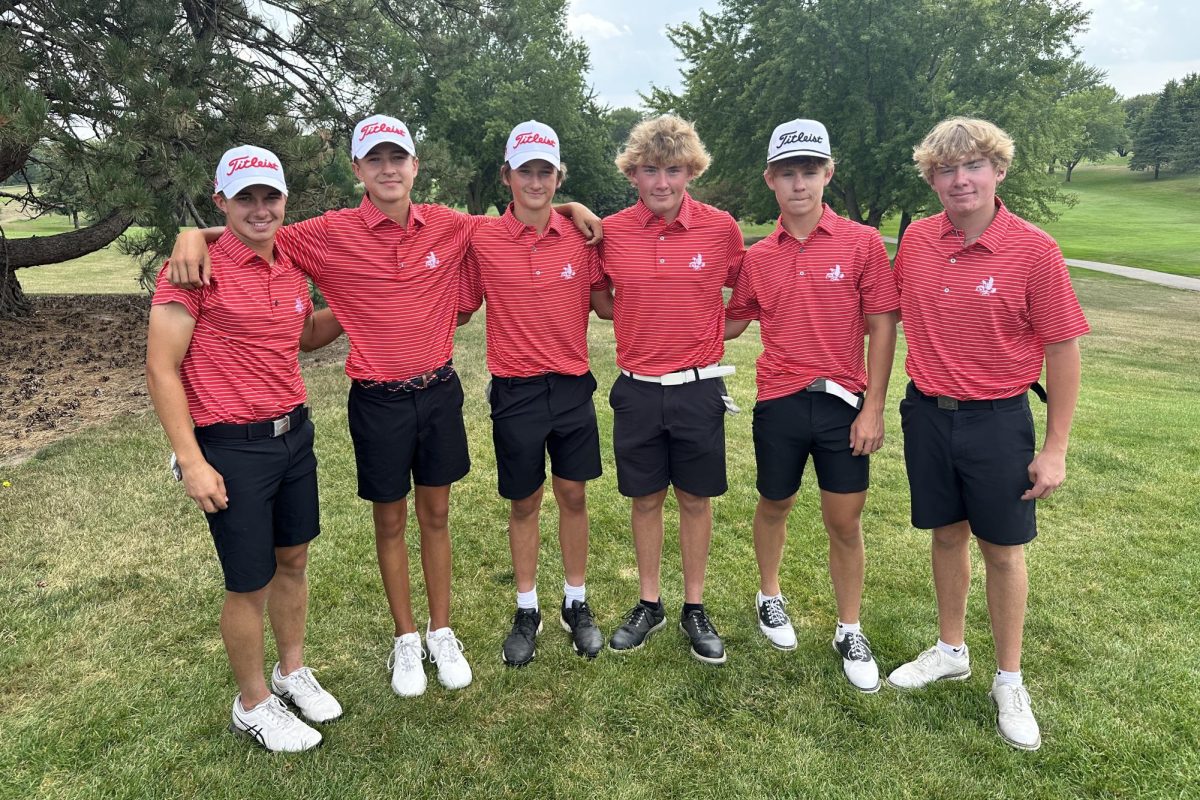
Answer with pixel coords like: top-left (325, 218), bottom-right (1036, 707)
top-left (757, 590), bottom-right (782, 604)
top-left (995, 669), bottom-right (1023, 686)
top-left (516, 587), bottom-right (538, 610)
top-left (563, 581), bottom-right (585, 605)
top-left (836, 620), bottom-right (861, 641)
top-left (937, 639), bottom-right (966, 657)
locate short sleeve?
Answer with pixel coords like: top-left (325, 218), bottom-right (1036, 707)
top-left (723, 215), bottom-right (745, 288)
top-left (725, 258), bottom-right (760, 321)
top-left (457, 246), bottom-right (484, 314)
top-left (586, 247), bottom-right (608, 291)
top-left (152, 261), bottom-right (205, 318)
top-left (859, 232), bottom-right (900, 315)
top-left (276, 215), bottom-right (329, 280)
top-left (1026, 244), bottom-right (1090, 344)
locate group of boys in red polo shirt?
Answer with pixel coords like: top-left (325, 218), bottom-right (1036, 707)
top-left (151, 112), bottom-right (1086, 754)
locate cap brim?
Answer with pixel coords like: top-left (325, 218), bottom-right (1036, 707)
top-left (767, 148), bottom-right (831, 163)
top-left (508, 151), bottom-right (560, 169)
top-left (219, 176), bottom-right (289, 198)
top-left (353, 135), bottom-right (417, 160)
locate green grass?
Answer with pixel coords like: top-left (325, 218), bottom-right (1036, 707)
top-left (2, 272), bottom-right (1198, 798)
top-left (0, 205), bottom-right (146, 294)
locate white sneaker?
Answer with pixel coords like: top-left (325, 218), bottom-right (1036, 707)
top-left (271, 663), bottom-right (343, 723)
top-left (388, 632), bottom-right (428, 697)
top-left (832, 631), bottom-right (881, 693)
top-left (886, 644), bottom-right (971, 690)
top-left (426, 625), bottom-right (472, 690)
top-left (756, 593), bottom-right (797, 651)
top-left (230, 693), bottom-right (322, 752)
top-left (991, 679), bottom-right (1042, 751)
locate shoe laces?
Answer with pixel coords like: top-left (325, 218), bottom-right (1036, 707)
top-left (624, 604), bottom-right (651, 628)
top-left (841, 632), bottom-right (872, 661)
top-left (284, 666), bottom-right (323, 696)
top-left (685, 608), bottom-right (716, 635)
top-left (387, 638), bottom-right (427, 671)
top-left (996, 684), bottom-right (1031, 714)
top-left (259, 695), bottom-right (301, 729)
top-left (512, 608), bottom-right (540, 635)
top-left (428, 630), bottom-right (465, 664)
top-left (571, 600), bottom-right (596, 627)
top-left (760, 595), bottom-right (790, 627)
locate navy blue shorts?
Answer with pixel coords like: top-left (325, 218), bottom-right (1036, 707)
top-left (195, 414), bottom-right (320, 593)
top-left (347, 373), bottom-right (471, 503)
top-left (900, 383), bottom-right (1037, 545)
top-left (608, 374), bottom-right (727, 498)
top-left (489, 372), bottom-right (602, 500)
top-left (753, 388), bottom-right (869, 500)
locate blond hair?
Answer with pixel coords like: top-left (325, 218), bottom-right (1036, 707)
top-left (913, 117), bottom-right (1015, 184)
top-left (615, 115), bottom-right (711, 178)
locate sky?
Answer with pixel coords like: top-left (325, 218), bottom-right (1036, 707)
top-left (566, 0), bottom-right (1200, 109)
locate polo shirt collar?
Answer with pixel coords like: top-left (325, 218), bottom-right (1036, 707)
top-left (633, 191), bottom-right (695, 230)
top-left (359, 194), bottom-right (425, 230)
top-left (214, 229), bottom-right (274, 268)
top-left (770, 203), bottom-right (839, 244)
top-left (500, 203), bottom-right (564, 240)
top-left (937, 197), bottom-right (1012, 253)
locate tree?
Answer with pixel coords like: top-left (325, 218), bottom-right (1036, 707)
top-left (1168, 74), bottom-right (1200, 173)
top-left (0, 0), bottom-right (487, 316)
top-left (648, 0), bottom-right (1091, 241)
top-left (1130, 80), bottom-right (1182, 179)
top-left (1053, 85), bottom-right (1126, 181)
top-left (382, 0), bottom-right (625, 216)
top-left (1119, 93), bottom-right (1156, 157)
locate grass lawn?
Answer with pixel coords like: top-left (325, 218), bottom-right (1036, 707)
top-left (2, 271), bottom-right (1198, 798)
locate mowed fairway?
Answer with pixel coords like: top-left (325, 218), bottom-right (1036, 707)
top-left (1, 272), bottom-right (1197, 799)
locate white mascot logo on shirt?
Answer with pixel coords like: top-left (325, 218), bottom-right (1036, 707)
top-left (976, 277), bottom-right (997, 296)
top-left (689, 253), bottom-right (705, 271)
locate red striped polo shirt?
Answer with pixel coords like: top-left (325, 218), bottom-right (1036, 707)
top-left (727, 205), bottom-right (899, 401)
top-left (153, 230), bottom-right (312, 426)
top-left (277, 196), bottom-right (476, 382)
top-left (600, 193), bottom-right (744, 374)
top-left (894, 198), bottom-right (1090, 400)
top-left (458, 205), bottom-right (606, 378)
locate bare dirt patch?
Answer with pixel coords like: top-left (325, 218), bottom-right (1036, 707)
top-left (0, 294), bottom-right (348, 467)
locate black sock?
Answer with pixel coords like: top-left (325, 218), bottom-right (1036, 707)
top-left (682, 602), bottom-right (704, 619)
top-left (639, 597), bottom-right (663, 612)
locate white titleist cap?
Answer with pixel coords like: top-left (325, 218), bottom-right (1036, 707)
top-left (505, 120), bottom-right (561, 169)
top-left (214, 145), bottom-right (288, 198)
top-left (766, 119), bottom-right (832, 163)
top-left (352, 114), bottom-right (416, 160)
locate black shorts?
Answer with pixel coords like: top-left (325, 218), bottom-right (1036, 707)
top-left (753, 388), bottom-right (869, 500)
top-left (195, 415), bottom-right (320, 593)
top-left (347, 374), bottom-right (471, 503)
top-left (608, 374), bottom-right (727, 498)
top-left (900, 382), bottom-right (1037, 545)
top-left (490, 372), bottom-right (602, 500)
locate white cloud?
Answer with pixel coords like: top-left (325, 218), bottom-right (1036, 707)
top-left (568, 12), bottom-right (631, 40)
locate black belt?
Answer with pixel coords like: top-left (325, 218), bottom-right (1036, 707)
top-left (196, 405), bottom-right (307, 440)
top-left (911, 382), bottom-right (1046, 411)
top-left (356, 361), bottom-right (456, 393)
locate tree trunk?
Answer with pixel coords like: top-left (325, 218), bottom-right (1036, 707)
top-left (3, 210), bottom-right (132, 268)
top-left (1065, 164), bottom-right (1074, 182)
top-left (896, 210), bottom-right (913, 247)
top-left (1154, 162), bottom-right (1160, 179)
top-left (0, 265), bottom-right (32, 318)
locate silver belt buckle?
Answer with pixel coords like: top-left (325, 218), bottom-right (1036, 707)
top-left (936, 396), bottom-right (959, 411)
top-left (806, 379), bottom-right (826, 392)
top-left (272, 414), bottom-right (292, 437)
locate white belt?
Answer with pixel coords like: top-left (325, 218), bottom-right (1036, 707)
top-left (806, 378), bottom-right (863, 410)
top-left (620, 364), bottom-right (735, 386)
